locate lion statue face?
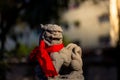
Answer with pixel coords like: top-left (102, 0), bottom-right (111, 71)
top-left (41, 24), bottom-right (63, 45)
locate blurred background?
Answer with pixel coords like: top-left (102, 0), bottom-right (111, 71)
top-left (0, 0), bottom-right (120, 80)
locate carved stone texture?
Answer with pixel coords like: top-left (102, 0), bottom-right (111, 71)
top-left (41, 24), bottom-right (84, 80)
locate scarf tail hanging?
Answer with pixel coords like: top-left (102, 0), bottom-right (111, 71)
top-left (37, 40), bottom-right (64, 77)
top-left (37, 50), bottom-right (58, 77)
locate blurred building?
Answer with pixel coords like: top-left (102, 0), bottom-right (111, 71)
top-left (60, 0), bottom-right (110, 49)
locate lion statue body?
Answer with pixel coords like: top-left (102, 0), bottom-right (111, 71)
top-left (41, 24), bottom-right (84, 80)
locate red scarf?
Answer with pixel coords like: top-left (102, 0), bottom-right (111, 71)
top-left (29, 40), bottom-right (64, 77)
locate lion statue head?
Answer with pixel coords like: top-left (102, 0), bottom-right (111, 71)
top-left (41, 24), bottom-right (63, 46)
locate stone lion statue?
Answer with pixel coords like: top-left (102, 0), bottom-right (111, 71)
top-left (29, 24), bottom-right (84, 80)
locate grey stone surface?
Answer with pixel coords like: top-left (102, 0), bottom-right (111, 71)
top-left (41, 24), bottom-right (84, 80)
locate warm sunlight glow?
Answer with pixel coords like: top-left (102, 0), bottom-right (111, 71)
top-left (110, 0), bottom-right (119, 47)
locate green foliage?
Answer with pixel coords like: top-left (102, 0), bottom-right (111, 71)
top-left (16, 44), bottom-right (35, 59)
